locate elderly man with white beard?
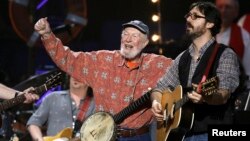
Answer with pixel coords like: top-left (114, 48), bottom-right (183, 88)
top-left (33, 18), bottom-right (172, 141)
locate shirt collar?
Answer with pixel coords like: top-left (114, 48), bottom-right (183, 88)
top-left (117, 52), bottom-right (145, 71)
top-left (189, 37), bottom-right (216, 58)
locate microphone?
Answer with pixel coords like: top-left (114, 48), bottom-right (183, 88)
top-left (52, 23), bottom-right (75, 35)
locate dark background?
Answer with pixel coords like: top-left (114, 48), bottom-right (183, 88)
top-left (0, 0), bottom-right (250, 87)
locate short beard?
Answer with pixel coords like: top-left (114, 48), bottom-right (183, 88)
top-left (186, 29), bottom-right (204, 41)
top-left (120, 46), bottom-right (143, 60)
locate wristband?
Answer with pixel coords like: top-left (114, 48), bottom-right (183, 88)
top-left (14, 92), bottom-right (19, 98)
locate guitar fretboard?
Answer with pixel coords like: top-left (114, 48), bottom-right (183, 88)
top-left (174, 95), bottom-right (189, 112)
top-left (113, 89), bottom-right (152, 124)
top-left (174, 76), bottom-right (218, 112)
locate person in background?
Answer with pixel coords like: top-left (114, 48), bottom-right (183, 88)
top-left (27, 76), bottom-right (95, 141)
top-left (238, 13), bottom-right (250, 34)
top-left (33, 17), bottom-right (172, 141)
top-left (151, 1), bottom-right (240, 141)
top-left (215, 0), bottom-right (250, 89)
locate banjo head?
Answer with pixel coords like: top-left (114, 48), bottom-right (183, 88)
top-left (80, 112), bottom-right (116, 141)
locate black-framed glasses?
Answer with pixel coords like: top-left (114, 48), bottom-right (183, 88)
top-left (184, 13), bottom-right (206, 20)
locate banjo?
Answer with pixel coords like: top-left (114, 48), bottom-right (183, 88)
top-left (80, 89), bottom-right (153, 141)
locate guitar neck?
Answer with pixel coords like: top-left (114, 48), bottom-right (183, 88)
top-left (113, 90), bottom-right (152, 124)
top-left (0, 84), bottom-right (47, 111)
top-left (33, 84), bottom-right (48, 94)
top-left (174, 94), bottom-right (189, 112)
top-left (173, 76), bottom-right (218, 112)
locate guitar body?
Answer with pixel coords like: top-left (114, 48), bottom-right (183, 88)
top-left (157, 85), bottom-right (194, 141)
top-left (167, 103), bottom-right (194, 141)
top-left (43, 127), bottom-right (73, 141)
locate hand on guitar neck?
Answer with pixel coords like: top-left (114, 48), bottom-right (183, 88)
top-left (0, 72), bottom-right (62, 112)
top-left (0, 72), bottom-right (62, 128)
top-left (189, 76), bottom-right (218, 104)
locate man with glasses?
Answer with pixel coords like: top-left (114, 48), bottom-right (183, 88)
top-left (151, 1), bottom-right (240, 141)
top-left (184, 12), bottom-right (206, 20)
top-left (32, 18), bottom-right (172, 140)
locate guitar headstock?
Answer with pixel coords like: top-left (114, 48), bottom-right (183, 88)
top-left (194, 76), bottom-right (218, 96)
top-left (44, 71), bottom-right (63, 90)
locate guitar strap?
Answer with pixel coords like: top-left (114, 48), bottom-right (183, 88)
top-left (73, 95), bottom-right (91, 134)
top-left (77, 96), bottom-right (91, 121)
top-left (196, 43), bottom-right (220, 93)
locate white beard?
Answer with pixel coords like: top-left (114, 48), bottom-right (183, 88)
top-left (120, 45), bottom-right (143, 60)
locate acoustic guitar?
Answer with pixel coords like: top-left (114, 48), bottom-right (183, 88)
top-left (43, 127), bottom-right (81, 141)
top-left (0, 71), bottom-right (62, 127)
top-left (157, 76), bottom-right (218, 141)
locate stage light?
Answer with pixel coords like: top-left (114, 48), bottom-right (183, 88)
top-left (152, 14), bottom-right (160, 22)
top-left (151, 34), bottom-right (160, 42)
top-left (151, 0), bottom-right (158, 3)
top-left (150, 0), bottom-right (162, 44)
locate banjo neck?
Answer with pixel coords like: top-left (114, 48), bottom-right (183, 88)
top-left (113, 89), bottom-right (152, 124)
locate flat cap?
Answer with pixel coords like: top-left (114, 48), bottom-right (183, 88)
top-left (122, 20), bottom-right (149, 35)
